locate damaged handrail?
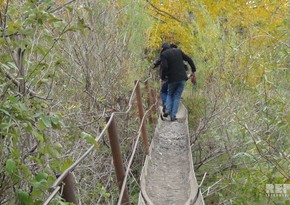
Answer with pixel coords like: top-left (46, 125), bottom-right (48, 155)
top-left (43, 77), bottom-right (158, 205)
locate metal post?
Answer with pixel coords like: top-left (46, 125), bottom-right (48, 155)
top-left (106, 116), bottom-right (131, 205)
top-left (135, 81), bottom-right (149, 155)
top-left (144, 80), bottom-right (154, 124)
top-left (61, 172), bottom-right (78, 204)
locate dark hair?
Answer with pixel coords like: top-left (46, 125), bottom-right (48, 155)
top-left (162, 43), bottom-right (171, 49)
top-left (160, 43), bottom-right (171, 53)
top-left (170, 43), bottom-right (178, 48)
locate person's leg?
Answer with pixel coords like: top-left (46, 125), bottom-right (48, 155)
top-left (165, 81), bottom-right (178, 116)
top-left (171, 80), bottom-right (186, 120)
top-left (160, 81), bottom-right (168, 111)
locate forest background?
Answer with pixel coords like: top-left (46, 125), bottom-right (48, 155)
top-left (0, 0), bottom-right (289, 204)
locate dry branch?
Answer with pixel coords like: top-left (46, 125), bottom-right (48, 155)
top-left (145, 0), bottom-right (184, 23)
top-left (1, 66), bottom-right (36, 97)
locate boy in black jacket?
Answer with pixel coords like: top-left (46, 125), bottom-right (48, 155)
top-left (160, 43), bottom-right (196, 121)
top-left (150, 43), bottom-right (173, 112)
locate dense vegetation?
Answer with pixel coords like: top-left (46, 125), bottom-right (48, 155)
top-left (0, 0), bottom-right (289, 204)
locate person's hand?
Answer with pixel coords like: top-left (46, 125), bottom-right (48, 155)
top-left (190, 72), bottom-right (196, 85)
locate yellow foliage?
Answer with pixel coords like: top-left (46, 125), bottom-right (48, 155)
top-left (144, 0), bottom-right (288, 88)
top-left (146, 0), bottom-right (196, 54)
top-left (196, 0), bottom-right (288, 34)
top-left (146, 0), bottom-right (288, 52)
top-left (0, 0), bottom-right (7, 8)
top-left (246, 66), bottom-right (266, 87)
top-left (145, 0), bottom-right (288, 87)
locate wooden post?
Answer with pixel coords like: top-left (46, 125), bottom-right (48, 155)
top-left (106, 116), bottom-right (131, 205)
top-left (61, 172), bottom-right (78, 204)
top-left (144, 80), bottom-right (154, 124)
top-left (135, 81), bottom-right (149, 155)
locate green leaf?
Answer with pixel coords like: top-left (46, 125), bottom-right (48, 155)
top-left (37, 115), bottom-right (51, 131)
top-left (51, 116), bottom-right (59, 124)
top-left (47, 14), bottom-right (62, 23)
top-left (41, 115), bottom-right (52, 128)
top-left (6, 159), bottom-right (16, 175)
top-left (32, 181), bottom-right (42, 190)
top-left (32, 131), bottom-right (44, 142)
top-left (103, 192), bottom-right (110, 198)
top-left (24, 123), bottom-right (33, 132)
top-left (35, 172), bottom-right (48, 182)
top-left (50, 159), bottom-right (61, 172)
top-left (60, 159), bottom-right (73, 172)
top-left (37, 119), bottom-right (46, 131)
top-left (54, 142), bottom-right (63, 152)
top-left (46, 144), bottom-right (60, 159)
top-left (6, 22), bottom-right (20, 35)
top-left (65, 6), bottom-right (74, 12)
top-left (51, 122), bottom-right (62, 129)
top-left (81, 132), bottom-right (99, 149)
top-left (7, 95), bottom-right (18, 103)
top-left (81, 131), bottom-right (93, 139)
top-left (0, 109), bottom-right (11, 116)
top-left (32, 112), bottom-right (42, 118)
top-left (0, 38), bottom-right (6, 45)
top-left (17, 190), bottom-right (33, 205)
top-left (65, 26), bottom-right (78, 33)
top-left (51, 115), bottom-right (63, 129)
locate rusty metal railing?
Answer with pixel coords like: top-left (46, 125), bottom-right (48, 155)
top-left (43, 78), bottom-right (158, 205)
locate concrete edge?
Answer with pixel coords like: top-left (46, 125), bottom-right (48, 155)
top-left (182, 103), bottom-right (205, 205)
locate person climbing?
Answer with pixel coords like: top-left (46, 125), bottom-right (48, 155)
top-left (159, 42), bottom-right (197, 121)
top-left (150, 43), bottom-right (177, 113)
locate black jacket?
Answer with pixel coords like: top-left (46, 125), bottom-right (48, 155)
top-left (152, 44), bottom-right (170, 68)
top-left (160, 48), bottom-right (196, 83)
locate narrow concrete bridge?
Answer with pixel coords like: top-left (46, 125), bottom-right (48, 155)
top-left (43, 80), bottom-right (204, 205)
top-left (138, 104), bottom-right (204, 205)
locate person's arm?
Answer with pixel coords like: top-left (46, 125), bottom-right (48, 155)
top-left (181, 51), bottom-right (196, 73)
top-left (160, 54), bottom-right (168, 81)
top-left (181, 51), bottom-right (197, 84)
top-left (151, 56), bottom-right (161, 68)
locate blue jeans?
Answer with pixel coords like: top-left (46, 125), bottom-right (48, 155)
top-left (161, 81), bottom-right (168, 107)
top-left (165, 80), bottom-right (186, 119)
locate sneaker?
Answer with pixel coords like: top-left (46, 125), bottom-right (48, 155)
top-left (163, 112), bottom-right (169, 117)
top-left (162, 106), bottom-right (166, 113)
top-left (171, 117), bottom-right (177, 122)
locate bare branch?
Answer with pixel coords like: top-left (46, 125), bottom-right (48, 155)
top-left (1, 66), bottom-right (36, 97)
top-left (48, 0), bottom-right (77, 13)
top-left (1, 0), bottom-right (10, 37)
top-left (145, 0), bottom-right (184, 24)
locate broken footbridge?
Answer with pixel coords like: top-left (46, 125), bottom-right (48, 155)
top-left (43, 78), bottom-right (205, 205)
